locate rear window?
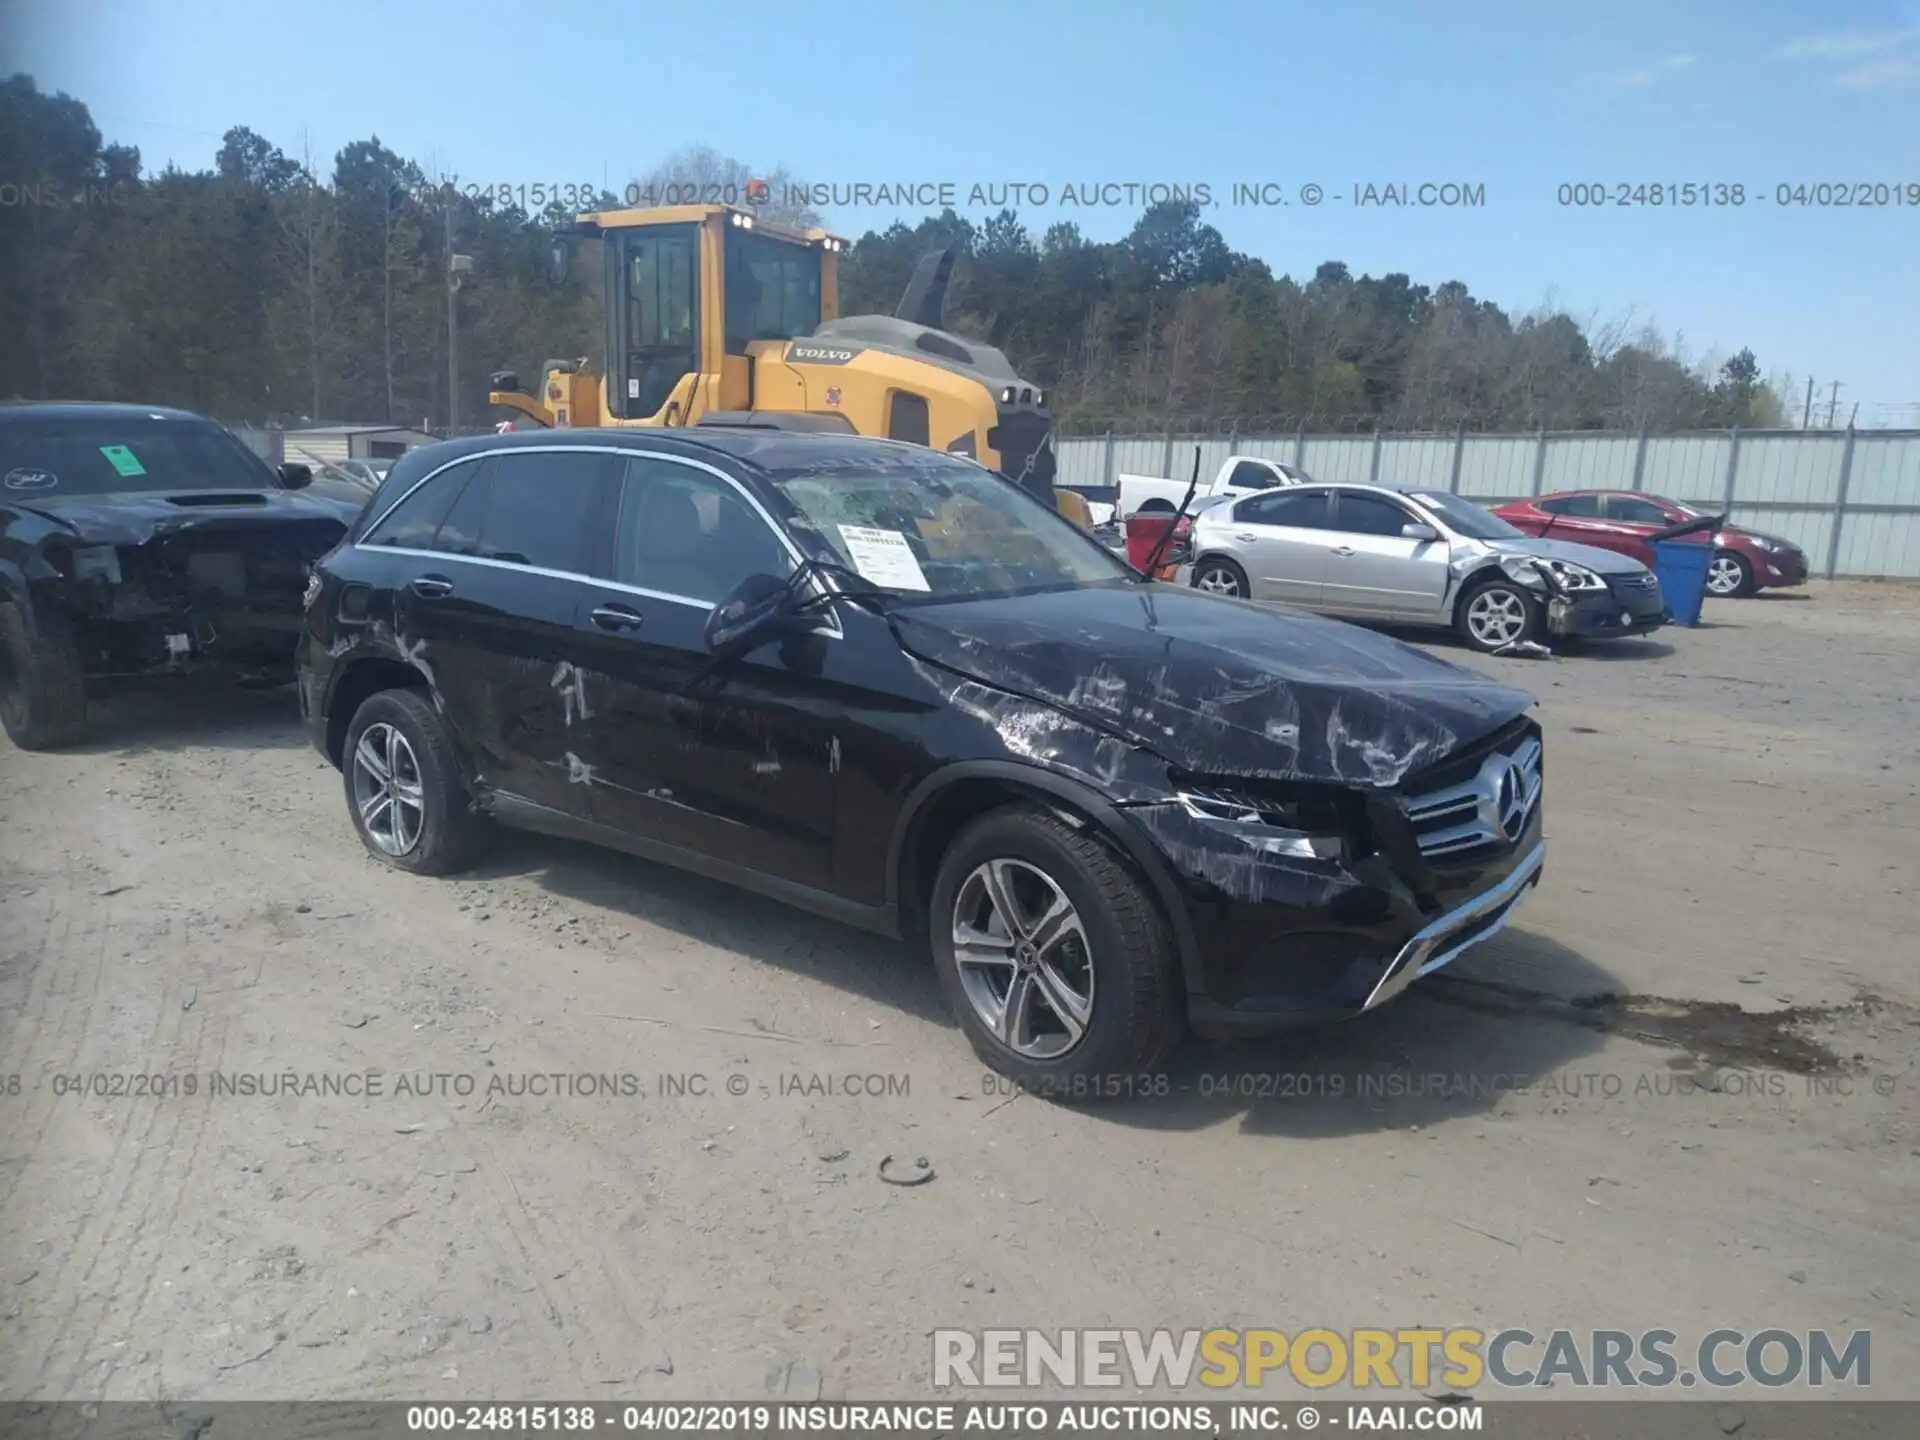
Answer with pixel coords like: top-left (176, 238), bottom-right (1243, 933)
top-left (0, 416), bottom-right (278, 498)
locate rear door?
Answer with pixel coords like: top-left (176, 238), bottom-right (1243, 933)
top-left (569, 454), bottom-right (840, 891)
top-left (390, 447), bottom-right (623, 817)
top-left (1221, 487), bottom-right (1335, 604)
top-left (1320, 489), bottom-right (1451, 619)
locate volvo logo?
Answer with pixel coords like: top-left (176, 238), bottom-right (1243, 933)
top-left (1475, 752), bottom-right (1533, 843)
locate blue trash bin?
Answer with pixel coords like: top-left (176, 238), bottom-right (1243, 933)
top-left (1652, 539), bottom-right (1713, 627)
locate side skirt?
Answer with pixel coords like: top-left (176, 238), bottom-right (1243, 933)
top-left (485, 791), bottom-right (903, 941)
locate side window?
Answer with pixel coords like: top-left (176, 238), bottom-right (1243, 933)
top-left (888, 392), bottom-right (931, 446)
top-left (362, 459), bottom-right (484, 548)
top-left (1541, 494), bottom-right (1601, 517)
top-left (1333, 491), bottom-right (1416, 537)
top-left (613, 458), bottom-right (791, 605)
top-left (1608, 496), bottom-right (1670, 523)
top-left (435, 451), bottom-right (614, 572)
top-left (1237, 489), bottom-right (1330, 528)
top-left (1226, 460), bottom-right (1277, 491)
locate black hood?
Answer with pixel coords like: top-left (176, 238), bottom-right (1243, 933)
top-left (7, 486), bottom-right (361, 545)
top-left (893, 583), bottom-right (1535, 787)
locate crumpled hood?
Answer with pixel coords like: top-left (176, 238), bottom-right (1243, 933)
top-left (1483, 536), bottom-right (1647, 574)
top-left (894, 583), bottom-right (1536, 788)
top-left (9, 487), bottom-right (360, 545)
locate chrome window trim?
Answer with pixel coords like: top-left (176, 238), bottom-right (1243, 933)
top-left (354, 442), bottom-right (841, 636)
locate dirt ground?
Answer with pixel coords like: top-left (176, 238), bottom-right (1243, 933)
top-left (1, 581), bottom-right (1915, 1405)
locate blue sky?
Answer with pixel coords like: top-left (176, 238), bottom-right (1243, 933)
top-left (17, 0), bottom-right (1920, 421)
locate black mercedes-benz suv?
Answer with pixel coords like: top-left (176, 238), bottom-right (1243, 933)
top-left (298, 426), bottom-right (1546, 1089)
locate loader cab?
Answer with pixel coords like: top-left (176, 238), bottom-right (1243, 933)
top-left (589, 206), bottom-right (844, 424)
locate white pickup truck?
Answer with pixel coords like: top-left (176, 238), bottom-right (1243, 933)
top-left (1113, 454), bottom-right (1312, 519)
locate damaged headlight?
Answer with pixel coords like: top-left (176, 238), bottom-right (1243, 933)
top-left (1527, 557), bottom-right (1608, 593)
top-left (302, 569), bottom-right (324, 610)
top-left (1174, 786), bottom-right (1349, 861)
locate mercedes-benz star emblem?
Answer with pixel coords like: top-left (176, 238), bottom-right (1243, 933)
top-left (1492, 757), bottom-right (1529, 840)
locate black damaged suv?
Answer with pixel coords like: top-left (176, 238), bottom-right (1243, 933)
top-left (0, 403), bottom-right (361, 749)
top-left (300, 427), bottom-right (1547, 1088)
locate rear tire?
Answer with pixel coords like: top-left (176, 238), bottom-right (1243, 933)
top-left (341, 688), bottom-right (490, 875)
top-left (0, 600), bottom-right (89, 750)
top-left (1455, 575), bottom-right (1543, 654)
top-left (928, 805), bottom-right (1183, 1096)
top-left (1706, 551), bottom-right (1756, 598)
top-left (1191, 558), bottom-right (1250, 598)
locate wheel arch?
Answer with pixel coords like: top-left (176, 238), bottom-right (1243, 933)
top-left (323, 652), bottom-right (437, 768)
top-left (886, 760), bottom-right (1204, 994)
top-left (1450, 557), bottom-right (1532, 626)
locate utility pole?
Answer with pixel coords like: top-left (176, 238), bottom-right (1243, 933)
top-left (1801, 376), bottom-right (1814, 429)
top-left (445, 192), bottom-right (473, 436)
top-left (1826, 381), bottom-right (1840, 429)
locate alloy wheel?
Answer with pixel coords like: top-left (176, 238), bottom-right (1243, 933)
top-left (1195, 565), bottom-right (1242, 596)
top-left (1466, 588), bottom-right (1529, 647)
top-left (1706, 554), bottom-right (1746, 595)
top-left (351, 722), bottom-right (426, 856)
top-left (951, 858), bottom-right (1095, 1059)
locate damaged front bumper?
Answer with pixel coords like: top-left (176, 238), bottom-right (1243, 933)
top-left (1529, 564), bottom-right (1668, 640)
top-left (1543, 588), bottom-right (1668, 639)
top-left (37, 525), bottom-right (337, 683)
top-left (1122, 782), bottom-right (1546, 1040)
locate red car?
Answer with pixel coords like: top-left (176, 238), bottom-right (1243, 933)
top-left (1492, 490), bottom-right (1810, 598)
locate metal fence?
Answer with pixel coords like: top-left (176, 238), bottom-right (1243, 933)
top-left (1055, 428), bottom-right (1920, 581)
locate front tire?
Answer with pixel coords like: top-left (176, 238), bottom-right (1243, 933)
top-left (929, 805), bottom-right (1183, 1093)
top-left (1706, 550), bottom-right (1755, 598)
top-left (0, 600), bottom-right (88, 750)
top-left (1456, 576), bottom-right (1543, 654)
top-left (1191, 557), bottom-right (1250, 598)
top-left (341, 688), bottom-right (489, 875)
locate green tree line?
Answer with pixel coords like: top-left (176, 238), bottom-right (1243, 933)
top-left (1, 75), bottom-right (1787, 435)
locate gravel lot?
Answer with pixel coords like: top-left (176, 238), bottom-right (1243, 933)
top-left (2, 582), bottom-right (1915, 1403)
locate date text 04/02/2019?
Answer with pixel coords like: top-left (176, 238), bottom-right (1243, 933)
top-left (401, 1402), bottom-right (1474, 1433)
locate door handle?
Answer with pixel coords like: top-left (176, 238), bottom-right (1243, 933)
top-left (409, 574), bottom-right (454, 598)
top-left (590, 603), bottom-right (646, 632)
top-left (1330, 546), bottom-right (1356, 557)
top-left (1232, 532), bottom-right (1258, 542)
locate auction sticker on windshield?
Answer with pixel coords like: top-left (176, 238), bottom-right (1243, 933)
top-left (839, 525), bottom-right (931, 591)
top-left (98, 444), bottom-right (147, 477)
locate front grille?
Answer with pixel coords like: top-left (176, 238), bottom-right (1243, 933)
top-left (1399, 726), bottom-right (1542, 863)
top-left (1608, 572), bottom-right (1660, 597)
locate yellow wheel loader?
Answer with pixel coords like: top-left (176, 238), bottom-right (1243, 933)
top-left (487, 204), bottom-right (1089, 526)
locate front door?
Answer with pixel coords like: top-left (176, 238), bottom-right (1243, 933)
top-left (571, 454), bottom-right (839, 892)
top-left (391, 447), bottom-right (622, 817)
top-left (1319, 488), bottom-right (1451, 619)
top-left (1226, 487), bottom-right (1335, 604)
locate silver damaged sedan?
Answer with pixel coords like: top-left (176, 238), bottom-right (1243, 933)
top-left (1184, 482), bottom-right (1669, 653)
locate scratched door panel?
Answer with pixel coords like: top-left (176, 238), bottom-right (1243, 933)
top-left (570, 592), bottom-right (837, 891)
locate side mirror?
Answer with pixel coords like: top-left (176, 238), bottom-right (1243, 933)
top-left (278, 462), bottom-right (312, 489)
top-left (703, 573), bottom-right (795, 662)
top-left (548, 236), bottom-right (572, 286)
top-left (1401, 522), bottom-right (1439, 542)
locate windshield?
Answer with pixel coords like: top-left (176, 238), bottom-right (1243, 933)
top-left (0, 416), bottom-right (279, 499)
top-left (762, 450), bottom-right (1140, 602)
top-left (1406, 490), bottom-right (1526, 540)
